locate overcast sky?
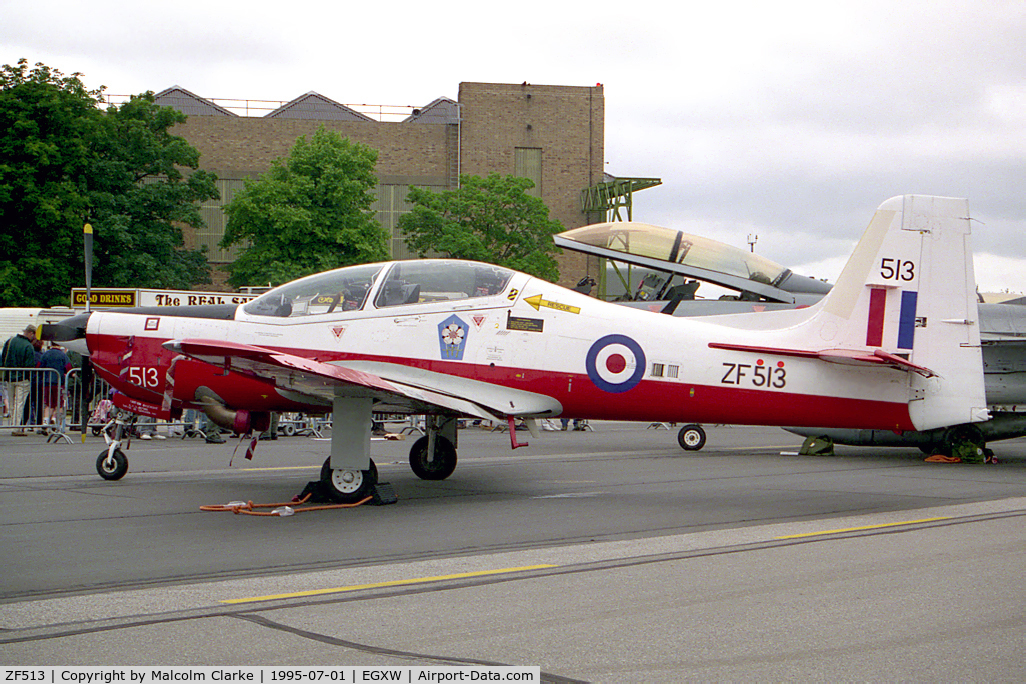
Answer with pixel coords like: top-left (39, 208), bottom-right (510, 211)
top-left (7, 0), bottom-right (1025, 291)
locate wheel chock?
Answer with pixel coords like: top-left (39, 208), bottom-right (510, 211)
top-left (370, 482), bottom-right (398, 505)
top-left (799, 435), bottom-right (834, 456)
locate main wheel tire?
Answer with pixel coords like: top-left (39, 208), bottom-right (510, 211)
top-left (409, 435), bottom-right (458, 480)
top-left (319, 457), bottom-right (377, 503)
top-left (677, 424), bottom-right (707, 451)
top-left (940, 424), bottom-right (986, 457)
top-left (96, 449), bottom-right (128, 481)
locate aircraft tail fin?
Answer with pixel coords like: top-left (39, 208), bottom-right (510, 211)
top-left (714, 195), bottom-right (987, 431)
top-left (811, 195), bottom-right (986, 430)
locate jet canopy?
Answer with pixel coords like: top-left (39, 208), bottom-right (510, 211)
top-left (554, 222), bottom-right (831, 303)
top-left (241, 260), bottom-right (516, 318)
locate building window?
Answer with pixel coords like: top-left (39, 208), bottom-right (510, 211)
top-left (197, 178), bottom-right (247, 263)
top-left (373, 184), bottom-right (448, 259)
top-left (198, 181), bottom-right (450, 264)
top-left (372, 184), bottom-right (413, 260)
top-left (515, 147), bottom-right (542, 197)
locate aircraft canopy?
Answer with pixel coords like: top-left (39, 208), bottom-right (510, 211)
top-left (558, 222), bottom-right (789, 286)
top-left (242, 260), bottom-right (516, 318)
top-left (555, 222), bottom-right (832, 302)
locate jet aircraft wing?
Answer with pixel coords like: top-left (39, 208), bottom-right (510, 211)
top-left (163, 339), bottom-right (561, 421)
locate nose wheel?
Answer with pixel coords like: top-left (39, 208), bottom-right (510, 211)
top-left (96, 449), bottom-right (129, 480)
top-left (96, 410), bottom-right (133, 480)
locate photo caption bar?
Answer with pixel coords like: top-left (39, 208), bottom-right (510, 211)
top-left (1, 667), bottom-right (540, 684)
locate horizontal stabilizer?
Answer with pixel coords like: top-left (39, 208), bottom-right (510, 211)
top-left (708, 342), bottom-right (936, 377)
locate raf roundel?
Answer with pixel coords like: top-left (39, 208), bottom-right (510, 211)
top-left (586, 334), bottom-right (647, 394)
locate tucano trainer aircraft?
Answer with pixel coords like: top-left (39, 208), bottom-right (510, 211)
top-left (43, 195), bottom-right (987, 498)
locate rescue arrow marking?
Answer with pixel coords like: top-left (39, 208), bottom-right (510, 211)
top-left (525, 294), bottom-right (580, 314)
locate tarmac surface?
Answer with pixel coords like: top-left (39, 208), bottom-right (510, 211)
top-left (1, 422), bottom-right (1024, 680)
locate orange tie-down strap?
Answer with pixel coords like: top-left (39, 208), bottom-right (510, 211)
top-left (200, 493), bottom-right (371, 516)
top-left (924, 454), bottom-right (962, 463)
top-left (923, 453), bottom-right (999, 464)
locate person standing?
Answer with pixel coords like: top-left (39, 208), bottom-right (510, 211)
top-left (38, 343), bottom-right (72, 432)
top-left (25, 338), bottom-right (44, 430)
top-left (2, 326), bottom-right (38, 436)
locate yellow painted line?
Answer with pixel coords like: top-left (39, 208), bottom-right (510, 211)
top-left (774, 517), bottom-right (952, 540)
top-left (239, 466), bottom-right (319, 472)
top-left (220, 564), bottom-right (559, 604)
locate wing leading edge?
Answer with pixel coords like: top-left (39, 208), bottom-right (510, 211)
top-left (163, 339), bottom-right (562, 421)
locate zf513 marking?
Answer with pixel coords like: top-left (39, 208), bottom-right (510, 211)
top-left (880, 258), bottom-right (915, 281)
top-left (721, 362), bottom-right (787, 388)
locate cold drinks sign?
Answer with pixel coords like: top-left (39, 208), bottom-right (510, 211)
top-left (71, 289), bottom-right (256, 308)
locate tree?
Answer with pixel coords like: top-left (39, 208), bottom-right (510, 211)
top-left (89, 92), bottom-right (218, 291)
top-left (221, 127), bottom-right (389, 287)
top-left (0, 60), bottom-right (101, 306)
top-left (0, 59), bottom-right (218, 307)
top-left (398, 173), bottom-right (564, 282)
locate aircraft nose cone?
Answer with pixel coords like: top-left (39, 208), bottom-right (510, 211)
top-left (38, 312), bottom-right (91, 342)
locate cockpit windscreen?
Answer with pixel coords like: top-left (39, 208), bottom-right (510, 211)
top-left (242, 263), bottom-right (385, 317)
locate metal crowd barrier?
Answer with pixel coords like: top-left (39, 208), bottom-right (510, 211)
top-left (1, 366), bottom-right (70, 438)
top-left (4, 365), bottom-right (427, 442)
top-left (1, 366), bottom-right (125, 442)
top-left (64, 367), bottom-right (114, 438)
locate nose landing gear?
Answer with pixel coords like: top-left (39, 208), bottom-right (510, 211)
top-left (96, 410), bottom-right (135, 480)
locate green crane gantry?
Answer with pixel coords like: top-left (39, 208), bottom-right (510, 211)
top-left (580, 176), bottom-right (662, 222)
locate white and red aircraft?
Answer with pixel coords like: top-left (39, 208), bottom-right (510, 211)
top-left (44, 195), bottom-right (988, 501)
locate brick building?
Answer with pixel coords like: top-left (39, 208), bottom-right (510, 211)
top-left (157, 82), bottom-right (606, 288)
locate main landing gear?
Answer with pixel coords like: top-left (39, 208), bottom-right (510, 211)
top-left (409, 416), bottom-right (459, 480)
top-left (925, 423), bottom-right (988, 461)
top-left (319, 457), bottom-right (378, 503)
top-left (316, 415), bottom-right (460, 502)
top-left (677, 424), bottom-right (707, 451)
top-left (409, 435), bottom-right (457, 480)
top-left (318, 395), bottom-right (465, 500)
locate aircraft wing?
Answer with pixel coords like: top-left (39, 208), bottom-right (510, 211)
top-left (708, 342), bottom-right (937, 377)
top-left (334, 360), bottom-right (562, 417)
top-left (163, 339), bottom-right (561, 420)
